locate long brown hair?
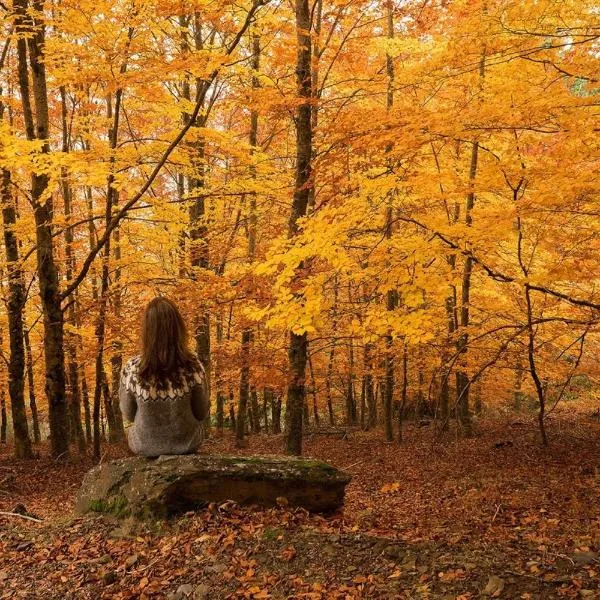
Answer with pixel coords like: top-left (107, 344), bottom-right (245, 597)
top-left (138, 297), bottom-right (196, 382)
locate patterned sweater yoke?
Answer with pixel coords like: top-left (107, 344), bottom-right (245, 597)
top-left (119, 355), bottom-right (209, 458)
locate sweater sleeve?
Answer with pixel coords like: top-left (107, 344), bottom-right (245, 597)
top-left (119, 372), bottom-right (137, 422)
top-left (191, 380), bottom-right (209, 422)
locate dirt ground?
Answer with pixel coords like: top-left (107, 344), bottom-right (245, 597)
top-left (1, 414), bottom-right (599, 599)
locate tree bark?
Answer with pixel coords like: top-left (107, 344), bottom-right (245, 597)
top-left (23, 330), bottom-right (41, 444)
top-left (60, 86), bottom-right (85, 454)
top-left (0, 388), bottom-right (6, 444)
top-left (383, 0), bottom-right (396, 443)
top-left (285, 0), bottom-right (312, 455)
top-left (398, 342), bottom-right (408, 443)
top-left (15, 0), bottom-right (69, 457)
top-left (235, 329), bottom-right (251, 446)
top-left (1, 168), bottom-right (32, 458)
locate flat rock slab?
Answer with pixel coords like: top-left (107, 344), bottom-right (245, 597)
top-left (76, 454), bottom-right (351, 519)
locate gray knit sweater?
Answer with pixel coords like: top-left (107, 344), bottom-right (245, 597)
top-left (119, 356), bottom-right (209, 458)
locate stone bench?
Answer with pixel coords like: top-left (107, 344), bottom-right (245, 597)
top-left (76, 454), bottom-right (351, 519)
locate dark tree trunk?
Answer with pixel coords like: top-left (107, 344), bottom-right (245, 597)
top-left (455, 52), bottom-right (485, 437)
top-left (1, 168), bottom-right (32, 458)
top-left (308, 354), bottom-right (320, 426)
top-left (271, 394), bottom-right (282, 434)
top-left (109, 220), bottom-right (125, 442)
top-left (229, 400), bottom-right (236, 431)
top-left (0, 389), bottom-right (6, 444)
top-left (236, 329), bottom-right (252, 446)
top-left (262, 388), bottom-right (270, 433)
top-left (81, 361), bottom-right (92, 445)
top-left (285, 0), bottom-right (312, 455)
top-left (346, 341), bottom-right (357, 426)
top-left (383, 0), bottom-right (396, 443)
top-left (326, 343), bottom-right (335, 425)
top-left (60, 87), bottom-right (85, 454)
top-left (364, 344), bottom-right (376, 428)
top-left (398, 343), bottom-right (408, 443)
top-left (216, 391), bottom-right (225, 433)
top-left (24, 330), bottom-right (41, 444)
top-left (15, 0), bottom-right (69, 458)
top-left (215, 315), bottom-right (225, 433)
top-left (250, 389), bottom-right (261, 434)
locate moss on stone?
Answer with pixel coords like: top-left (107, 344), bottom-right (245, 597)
top-left (88, 495), bottom-right (129, 517)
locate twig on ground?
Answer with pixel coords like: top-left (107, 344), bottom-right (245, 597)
top-left (492, 503), bottom-right (502, 522)
top-left (342, 458), bottom-right (367, 471)
top-left (0, 511), bottom-right (43, 523)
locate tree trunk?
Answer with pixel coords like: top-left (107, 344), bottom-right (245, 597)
top-left (229, 398), bottom-right (236, 431)
top-left (383, 0), bottom-right (396, 443)
top-left (109, 220), bottom-right (125, 442)
top-left (1, 168), bottom-right (33, 458)
top-left (455, 52), bottom-right (485, 437)
top-left (81, 362), bottom-right (92, 446)
top-left (285, 0), bottom-right (312, 456)
top-left (236, 329), bottom-right (251, 446)
top-left (250, 389), bottom-right (261, 434)
top-left (60, 86), bottom-right (85, 454)
top-left (16, 0), bottom-right (69, 458)
top-left (0, 388), bottom-right (6, 444)
top-left (186, 16), bottom-right (212, 409)
top-left (272, 394), bottom-right (282, 434)
top-left (346, 339), bottom-right (357, 425)
top-left (24, 330), bottom-right (41, 444)
top-left (326, 343), bottom-right (335, 425)
top-left (308, 354), bottom-right (320, 426)
top-left (262, 388), bottom-right (270, 433)
top-left (513, 353), bottom-right (524, 410)
top-left (398, 343), bottom-right (408, 443)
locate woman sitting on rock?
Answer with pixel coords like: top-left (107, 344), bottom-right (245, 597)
top-left (119, 297), bottom-right (209, 457)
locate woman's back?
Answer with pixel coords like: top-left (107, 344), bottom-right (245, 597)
top-left (119, 355), bottom-right (208, 457)
top-left (118, 297), bottom-right (209, 458)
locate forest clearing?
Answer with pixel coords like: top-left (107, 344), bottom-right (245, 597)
top-left (0, 0), bottom-right (599, 597)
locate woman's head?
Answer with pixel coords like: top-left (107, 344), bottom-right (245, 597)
top-left (139, 297), bottom-right (195, 382)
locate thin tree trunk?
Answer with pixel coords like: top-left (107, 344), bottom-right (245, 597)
top-left (250, 389), bottom-right (260, 434)
top-left (513, 352), bottom-right (524, 410)
top-left (237, 32), bottom-right (261, 444)
top-left (272, 394), bottom-right (282, 434)
top-left (262, 389), bottom-right (270, 433)
top-left (398, 342), bottom-right (408, 443)
top-left (236, 329), bottom-right (251, 446)
top-left (308, 354), bottom-right (320, 426)
top-left (93, 84), bottom-right (127, 458)
top-left (215, 314), bottom-right (224, 433)
top-left (383, 0), bottom-right (396, 443)
top-left (229, 402), bottom-right (236, 431)
top-left (326, 343), bottom-right (335, 426)
top-left (0, 387), bottom-right (6, 444)
top-left (346, 338), bottom-right (357, 425)
top-left (455, 51), bottom-right (485, 437)
top-left (363, 343), bottom-right (376, 429)
top-left (1, 168), bottom-right (32, 458)
top-left (285, 0), bottom-right (312, 455)
top-left (109, 217), bottom-right (125, 442)
top-left (81, 366), bottom-right (92, 445)
top-left (60, 86), bottom-right (85, 454)
top-left (23, 330), bottom-right (40, 444)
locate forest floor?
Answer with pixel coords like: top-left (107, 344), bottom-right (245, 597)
top-left (1, 412), bottom-right (599, 599)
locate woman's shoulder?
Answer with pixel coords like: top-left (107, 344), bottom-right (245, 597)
top-left (186, 355), bottom-right (206, 385)
top-left (123, 355), bottom-right (141, 373)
